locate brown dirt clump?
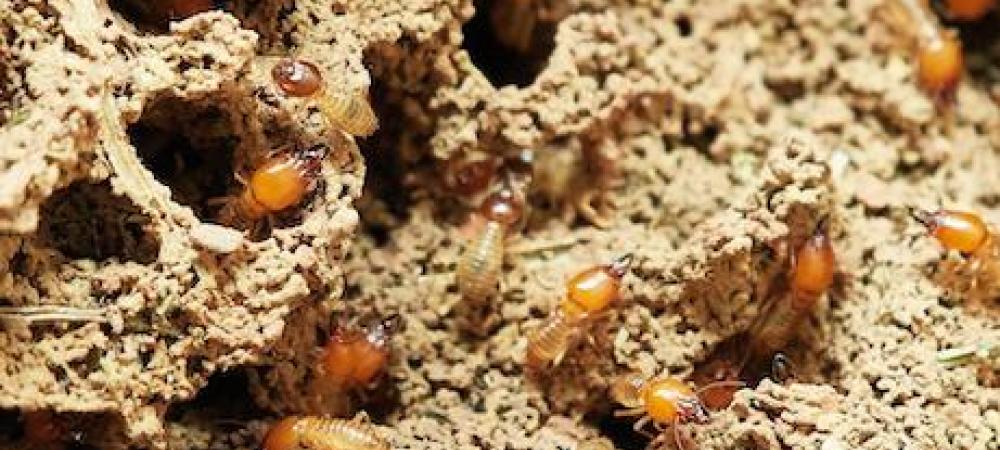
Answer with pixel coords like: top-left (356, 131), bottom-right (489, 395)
top-left (1, 0), bottom-right (1000, 449)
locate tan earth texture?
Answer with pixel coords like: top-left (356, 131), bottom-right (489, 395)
top-left (1, 0), bottom-right (999, 449)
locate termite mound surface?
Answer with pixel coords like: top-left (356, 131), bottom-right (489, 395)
top-left (6, 0), bottom-right (1000, 449)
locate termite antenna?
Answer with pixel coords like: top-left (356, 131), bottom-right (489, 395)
top-left (379, 314), bottom-right (402, 334)
top-left (813, 215), bottom-right (830, 236)
top-left (296, 144), bottom-right (327, 174)
top-left (908, 207), bottom-right (934, 228)
top-left (608, 253), bottom-right (634, 278)
top-left (673, 420), bottom-right (688, 450)
top-left (300, 143), bottom-right (327, 160)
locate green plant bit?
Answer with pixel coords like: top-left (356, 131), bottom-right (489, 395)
top-left (936, 341), bottom-right (998, 365)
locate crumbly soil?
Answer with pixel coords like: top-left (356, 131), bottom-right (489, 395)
top-left (1, 0), bottom-right (999, 449)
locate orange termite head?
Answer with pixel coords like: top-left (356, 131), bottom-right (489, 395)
top-left (641, 377), bottom-right (710, 425)
top-left (246, 145), bottom-right (324, 214)
top-left (561, 254), bottom-right (633, 317)
top-left (262, 417), bottom-right (301, 450)
top-left (917, 33), bottom-right (963, 106)
top-left (272, 58), bottom-right (324, 98)
top-left (448, 157), bottom-right (497, 195)
top-left (911, 208), bottom-right (989, 253)
top-left (478, 188), bottom-right (526, 232)
top-left (944, 0), bottom-right (995, 20)
top-left (790, 219), bottom-right (836, 299)
top-left (321, 316), bottom-right (399, 388)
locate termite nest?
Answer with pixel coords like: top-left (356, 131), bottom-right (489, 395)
top-left (5, 0), bottom-right (1000, 449)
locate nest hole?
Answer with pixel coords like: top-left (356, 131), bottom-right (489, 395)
top-left (0, 410), bottom-right (20, 443)
top-left (675, 15), bottom-right (693, 37)
top-left (37, 181), bottom-right (160, 263)
top-left (947, 11), bottom-right (1000, 83)
top-left (0, 45), bottom-right (22, 129)
top-left (595, 412), bottom-right (650, 450)
top-left (690, 326), bottom-right (845, 410)
top-left (129, 96), bottom-right (237, 225)
top-left (679, 116), bottom-right (720, 154)
top-left (4, 411), bottom-right (126, 450)
top-left (165, 370), bottom-right (263, 423)
top-left (108, 0), bottom-right (222, 33)
top-left (462, 0), bottom-right (560, 88)
top-left (355, 80), bottom-right (417, 247)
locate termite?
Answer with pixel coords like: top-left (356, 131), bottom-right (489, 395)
top-left (263, 415), bottom-right (389, 450)
top-left (531, 142), bottom-right (619, 229)
top-left (525, 254), bottom-right (632, 371)
top-left (455, 188), bottom-right (527, 306)
top-left (271, 58), bottom-right (379, 137)
top-left (690, 223), bottom-right (835, 410)
top-left (911, 208), bottom-right (1000, 292)
top-left (610, 373), bottom-right (744, 450)
top-left (444, 156), bottom-right (500, 196)
top-left (881, 0), bottom-right (964, 106)
top-left (214, 145), bottom-right (324, 230)
top-left (320, 317), bottom-right (399, 391)
top-left (692, 345), bottom-right (796, 411)
top-left (911, 209), bottom-right (991, 254)
top-left (747, 220), bottom-right (836, 363)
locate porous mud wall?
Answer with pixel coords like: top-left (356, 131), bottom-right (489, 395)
top-left (0, 0), bottom-right (999, 449)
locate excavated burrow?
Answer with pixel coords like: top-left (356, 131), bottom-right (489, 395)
top-left (0, 0), bottom-right (379, 447)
